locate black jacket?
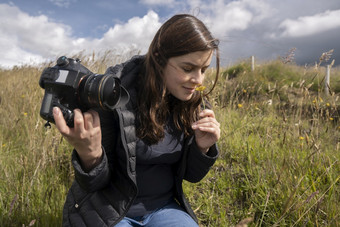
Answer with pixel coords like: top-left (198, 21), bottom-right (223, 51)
top-left (62, 55), bottom-right (219, 226)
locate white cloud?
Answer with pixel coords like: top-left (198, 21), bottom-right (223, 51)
top-left (99, 11), bottom-right (161, 52)
top-left (195, 0), bottom-right (273, 38)
top-left (0, 35), bottom-right (44, 68)
top-left (0, 0), bottom-right (275, 67)
top-left (1, 0), bottom-right (340, 68)
top-left (275, 9), bottom-right (340, 38)
top-left (0, 4), bottom-right (75, 56)
top-left (0, 3), bottom-right (161, 67)
top-left (48, 0), bottom-right (75, 8)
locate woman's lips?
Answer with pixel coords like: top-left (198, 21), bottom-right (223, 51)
top-left (183, 86), bottom-right (196, 93)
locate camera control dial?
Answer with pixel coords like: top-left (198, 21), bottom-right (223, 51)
top-left (57, 56), bottom-right (69, 67)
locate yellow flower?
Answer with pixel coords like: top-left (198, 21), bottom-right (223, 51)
top-left (195, 85), bottom-right (206, 109)
top-left (195, 85), bottom-right (206, 92)
top-left (238, 104), bottom-right (243, 108)
top-left (299, 136), bottom-right (304, 140)
top-left (330, 117), bottom-right (334, 121)
top-left (2, 144), bottom-right (6, 147)
top-left (24, 112), bottom-right (28, 116)
top-left (243, 89), bottom-right (247, 93)
top-left (326, 103), bottom-right (330, 107)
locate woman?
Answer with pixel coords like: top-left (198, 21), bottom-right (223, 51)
top-left (53, 14), bottom-right (221, 226)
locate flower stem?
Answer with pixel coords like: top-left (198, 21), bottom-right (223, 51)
top-left (201, 91), bottom-right (205, 110)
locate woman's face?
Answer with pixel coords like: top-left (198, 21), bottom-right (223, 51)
top-left (163, 50), bottom-right (213, 101)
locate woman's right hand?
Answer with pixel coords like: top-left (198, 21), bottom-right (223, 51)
top-left (53, 107), bottom-right (103, 171)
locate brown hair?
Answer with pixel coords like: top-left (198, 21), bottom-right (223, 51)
top-left (136, 14), bottom-right (220, 144)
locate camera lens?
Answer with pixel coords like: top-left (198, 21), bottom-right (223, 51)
top-left (78, 74), bottom-right (122, 111)
top-left (100, 76), bottom-right (121, 109)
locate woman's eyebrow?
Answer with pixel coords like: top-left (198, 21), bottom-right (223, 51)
top-left (181, 62), bottom-right (210, 68)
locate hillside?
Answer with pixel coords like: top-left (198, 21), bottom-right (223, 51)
top-left (0, 55), bottom-right (339, 226)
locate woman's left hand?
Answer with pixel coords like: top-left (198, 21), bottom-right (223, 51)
top-left (192, 109), bottom-right (220, 153)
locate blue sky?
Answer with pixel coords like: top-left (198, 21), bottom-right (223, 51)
top-left (9, 0), bottom-right (173, 38)
top-left (1, 0), bottom-right (340, 68)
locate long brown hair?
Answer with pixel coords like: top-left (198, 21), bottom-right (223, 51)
top-left (136, 14), bottom-right (220, 144)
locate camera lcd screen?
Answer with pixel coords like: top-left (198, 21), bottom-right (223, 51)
top-left (56, 70), bottom-right (69, 83)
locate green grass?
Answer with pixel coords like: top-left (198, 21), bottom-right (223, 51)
top-left (184, 106), bottom-right (340, 226)
top-left (0, 55), bottom-right (339, 226)
top-left (183, 59), bottom-right (340, 226)
top-left (0, 66), bottom-right (73, 226)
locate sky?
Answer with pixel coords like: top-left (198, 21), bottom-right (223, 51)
top-left (0, 0), bottom-right (340, 68)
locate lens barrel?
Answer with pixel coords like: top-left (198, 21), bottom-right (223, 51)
top-left (78, 74), bottom-right (122, 111)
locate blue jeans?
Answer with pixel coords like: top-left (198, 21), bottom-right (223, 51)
top-left (115, 200), bottom-right (198, 227)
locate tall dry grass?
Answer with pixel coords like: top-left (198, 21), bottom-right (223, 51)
top-left (0, 51), bottom-right (339, 226)
top-left (183, 54), bottom-right (340, 226)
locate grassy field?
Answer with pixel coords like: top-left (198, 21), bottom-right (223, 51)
top-left (0, 53), bottom-right (339, 226)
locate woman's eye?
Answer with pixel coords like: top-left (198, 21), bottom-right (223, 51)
top-left (201, 67), bottom-right (208, 74)
top-left (182, 67), bottom-right (192, 73)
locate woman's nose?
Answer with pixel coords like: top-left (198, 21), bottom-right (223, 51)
top-left (190, 70), bottom-right (203, 84)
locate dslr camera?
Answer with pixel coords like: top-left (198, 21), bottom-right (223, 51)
top-left (39, 56), bottom-right (129, 127)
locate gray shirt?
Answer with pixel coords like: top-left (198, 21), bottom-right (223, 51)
top-left (126, 118), bottom-right (184, 217)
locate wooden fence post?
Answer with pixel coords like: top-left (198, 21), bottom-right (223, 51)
top-left (325, 64), bottom-right (330, 95)
top-left (251, 56), bottom-right (255, 72)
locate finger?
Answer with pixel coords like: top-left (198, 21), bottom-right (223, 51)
top-left (194, 117), bottom-right (220, 128)
top-left (196, 116), bottom-right (219, 124)
top-left (195, 121), bottom-right (220, 129)
top-left (73, 109), bottom-right (85, 133)
top-left (192, 122), bottom-right (220, 134)
top-left (194, 126), bottom-right (220, 139)
top-left (194, 125), bottom-right (220, 135)
top-left (83, 111), bottom-right (94, 130)
top-left (53, 107), bottom-right (71, 136)
top-left (88, 110), bottom-right (100, 127)
top-left (199, 109), bottom-right (216, 119)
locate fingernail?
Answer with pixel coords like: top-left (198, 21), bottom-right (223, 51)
top-left (53, 107), bottom-right (59, 115)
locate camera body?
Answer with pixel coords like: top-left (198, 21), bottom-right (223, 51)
top-left (39, 56), bottom-right (129, 127)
